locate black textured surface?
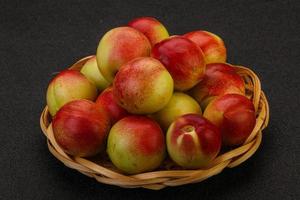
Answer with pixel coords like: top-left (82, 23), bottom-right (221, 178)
top-left (1, 0), bottom-right (299, 199)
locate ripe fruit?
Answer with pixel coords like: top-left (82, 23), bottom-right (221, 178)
top-left (203, 94), bottom-right (256, 146)
top-left (113, 57), bottom-right (173, 114)
top-left (153, 92), bottom-right (202, 130)
top-left (190, 63), bottom-right (245, 109)
top-left (80, 56), bottom-right (110, 91)
top-left (151, 36), bottom-right (206, 91)
top-left (96, 27), bottom-right (151, 82)
top-left (184, 30), bottom-right (226, 64)
top-left (107, 116), bottom-right (166, 174)
top-left (128, 17), bottom-right (169, 46)
top-left (52, 100), bottom-right (110, 157)
top-left (167, 114), bottom-right (221, 169)
top-left (46, 70), bottom-right (97, 116)
top-left (95, 87), bottom-right (128, 124)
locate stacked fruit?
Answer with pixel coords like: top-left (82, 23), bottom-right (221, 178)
top-left (46, 17), bottom-right (256, 174)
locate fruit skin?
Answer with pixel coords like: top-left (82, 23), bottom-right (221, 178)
top-left (153, 92), bottom-right (202, 130)
top-left (128, 17), bottom-right (169, 47)
top-left (113, 57), bottom-right (173, 114)
top-left (107, 116), bottom-right (166, 174)
top-left (190, 63), bottom-right (245, 109)
top-left (95, 87), bottom-right (129, 124)
top-left (96, 27), bottom-right (151, 82)
top-left (52, 100), bottom-right (111, 157)
top-left (80, 56), bottom-right (110, 91)
top-left (203, 94), bottom-right (256, 146)
top-left (46, 70), bottom-right (98, 116)
top-left (151, 36), bottom-right (206, 91)
top-left (167, 114), bottom-right (221, 169)
top-left (184, 30), bottom-right (227, 64)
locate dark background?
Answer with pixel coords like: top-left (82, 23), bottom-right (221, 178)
top-left (1, 0), bottom-right (299, 199)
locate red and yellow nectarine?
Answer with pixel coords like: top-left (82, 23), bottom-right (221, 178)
top-left (95, 87), bottom-right (129, 124)
top-left (96, 27), bottom-right (151, 82)
top-left (107, 116), bottom-right (166, 174)
top-left (113, 57), bottom-right (173, 114)
top-left (203, 94), bottom-right (256, 146)
top-left (53, 100), bottom-right (110, 157)
top-left (46, 70), bottom-right (97, 116)
top-left (190, 63), bottom-right (245, 109)
top-left (167, 114), bottom-right (221, 168)
top-left (151, 36), bottom-right (206, 91)
top-left (184, 30), bottom-right (227, 64)
top-left (128, 17), bottom-right (169, 47)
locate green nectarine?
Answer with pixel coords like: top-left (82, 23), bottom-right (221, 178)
top-left (153, 92), bottom-right (202, 130)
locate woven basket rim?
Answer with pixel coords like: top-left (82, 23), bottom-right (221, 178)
top-left (40, 56), bottom-right (269, 190)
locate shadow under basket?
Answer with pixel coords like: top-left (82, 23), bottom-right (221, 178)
top-left (40, 56), bottom-right (270, 190)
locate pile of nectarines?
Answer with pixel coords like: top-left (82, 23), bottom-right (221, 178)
top-left (46, 17), bottom-right (256, 174)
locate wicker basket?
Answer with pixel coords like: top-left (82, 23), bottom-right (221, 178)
top-left (40, 56), bottom-right (269, 190)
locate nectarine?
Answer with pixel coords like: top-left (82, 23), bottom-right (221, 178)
top-left (96, 27), bottom-right (151, 82)
top-left (184, 30), bottom-right (226, 64)
top-left (153, 92), bottom-right (201, 130)
top-left (203, 94), bottom-right (256, 146)
top-left (151, 36), bottom-right (206, 91)
top-left (107, 116), bottom-right (165, 174)
top-left (128, 17), bottom-right (169, 46)
top-left (46, 70), bottom-right (97, 116)
top-left (80, 56), bottom-right (110, 91)
top-left (167, 114), bottom-right (221, 168)
top-left (113, 57), bottom-right (173, 114)
top-left (190, 63), bottom-right (245, 109)
top-left (53, 100), bottom-right (110, 157)
top-left (95, 87), bottom-right (128, 124)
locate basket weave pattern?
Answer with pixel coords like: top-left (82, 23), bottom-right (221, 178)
top-left (40, 56), bottom-right (269, 190)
